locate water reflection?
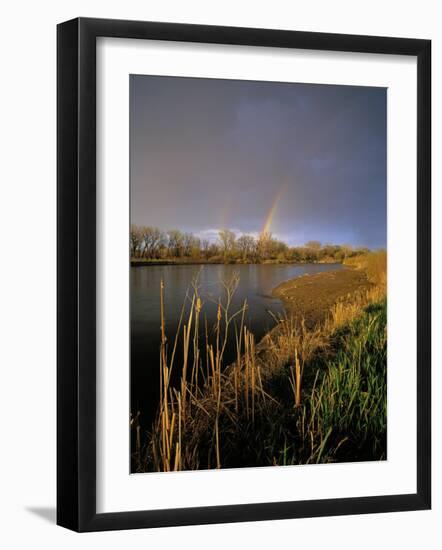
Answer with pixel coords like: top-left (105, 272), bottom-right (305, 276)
top-left (131, 263), bottom-right (342, 427)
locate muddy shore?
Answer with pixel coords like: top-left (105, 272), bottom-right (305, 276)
top-left (272, 268), bottom-right (372, 327)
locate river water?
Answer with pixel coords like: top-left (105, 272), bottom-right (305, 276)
top-left (131, 263), bottom-right (343, 427)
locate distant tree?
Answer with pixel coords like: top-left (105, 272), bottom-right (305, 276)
top-left (132, 223), bottom-right (368, 266)
top-left (167, 229), bottom-right (184, 257)
top-left (130, 225), bottom-right (143, 258)
top-left (288, 247), bottom-right (302, 262)
top-left (236, 234), bottom-right (257, 261)
top-left (209, 242), bottom-right (220, 258)
top-left (341, 244), bottom-right (353, 260)
top-left (190, 236), bottom-right (201, 259)
top-left (218, 229), bottom-right (236, 260)
top-left (321, 244), bottom-right (338, 260)
top-left (305, 240), bottom-right (322, 250)
top-left (257, 232), bottom-right (288, 261)
top-left (302, 245), bottom-right (319, 262)
top-left (257, 232), bottom-right (272, 260)
top-left (271, 239), bottom-right (288, 258)
top-left (141, 226), bottom-right (165, 258)
top-left (182, 232), bottom-right (194, 257)
top-left (201, 239), bottom-right (211, 260)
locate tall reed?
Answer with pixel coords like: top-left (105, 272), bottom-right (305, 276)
top-left (133, 263), bottom-right (387, 472)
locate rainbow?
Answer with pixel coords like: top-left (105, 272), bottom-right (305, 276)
top-left (261, 184), bottom-right (287, 236)
top-left (219, 197), bottom-right (233, 230)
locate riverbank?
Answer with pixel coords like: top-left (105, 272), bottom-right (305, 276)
top-left (272, 267), bottom-right (372, 327)
top-left (132, 254), bottom-right (387, 472)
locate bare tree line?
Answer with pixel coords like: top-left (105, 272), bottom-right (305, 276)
top-left (130, 225), bottom-right (369, 263)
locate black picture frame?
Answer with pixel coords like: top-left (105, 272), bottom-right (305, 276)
top-left (57, 17), bottom-right (431, 532)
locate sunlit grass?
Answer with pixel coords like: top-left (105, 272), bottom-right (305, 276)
top-left (132, 261), bottom-right (387, 472)
top-left (344, 250), bottom-right (387, 287)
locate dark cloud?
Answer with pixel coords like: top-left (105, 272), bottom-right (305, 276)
top-left (130, 75), bottom-right (386, 248)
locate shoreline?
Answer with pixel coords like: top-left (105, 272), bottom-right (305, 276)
top-left (253, 267), bottom-right (372, 366)
top-left (133, 260), bottom-right (386, 471)
top-left (130, 258), bottom-right (342, 267)
top-left (271, 268), bottom-right (372, 328)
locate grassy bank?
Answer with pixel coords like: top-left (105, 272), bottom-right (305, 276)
top-left (344, 249), bottom-right (387, 286)
top-left (131, 254), bottom-right (387, 472)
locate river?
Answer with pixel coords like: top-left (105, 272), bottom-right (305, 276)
top-left (131, 263), bottom-right (343, 427)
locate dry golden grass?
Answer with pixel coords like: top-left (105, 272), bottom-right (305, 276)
top-left (344, 250), bottom-right (387, 287)
top-left (137, 273), bottom-right (272, 471)
top-left (133, 255), bottom-right (387, 472)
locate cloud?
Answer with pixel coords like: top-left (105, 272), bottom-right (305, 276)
top-left (130, 76), bottom-right (386, 249)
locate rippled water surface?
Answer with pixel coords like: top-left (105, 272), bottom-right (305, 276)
top-left (131, 263), bottom-right (343, 426)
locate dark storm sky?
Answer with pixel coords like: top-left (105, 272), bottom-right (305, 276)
top-left (130, 75), bottom-right (386, 249)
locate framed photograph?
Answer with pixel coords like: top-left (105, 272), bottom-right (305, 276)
top-left (57, 17), bottom-right (431, 532)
